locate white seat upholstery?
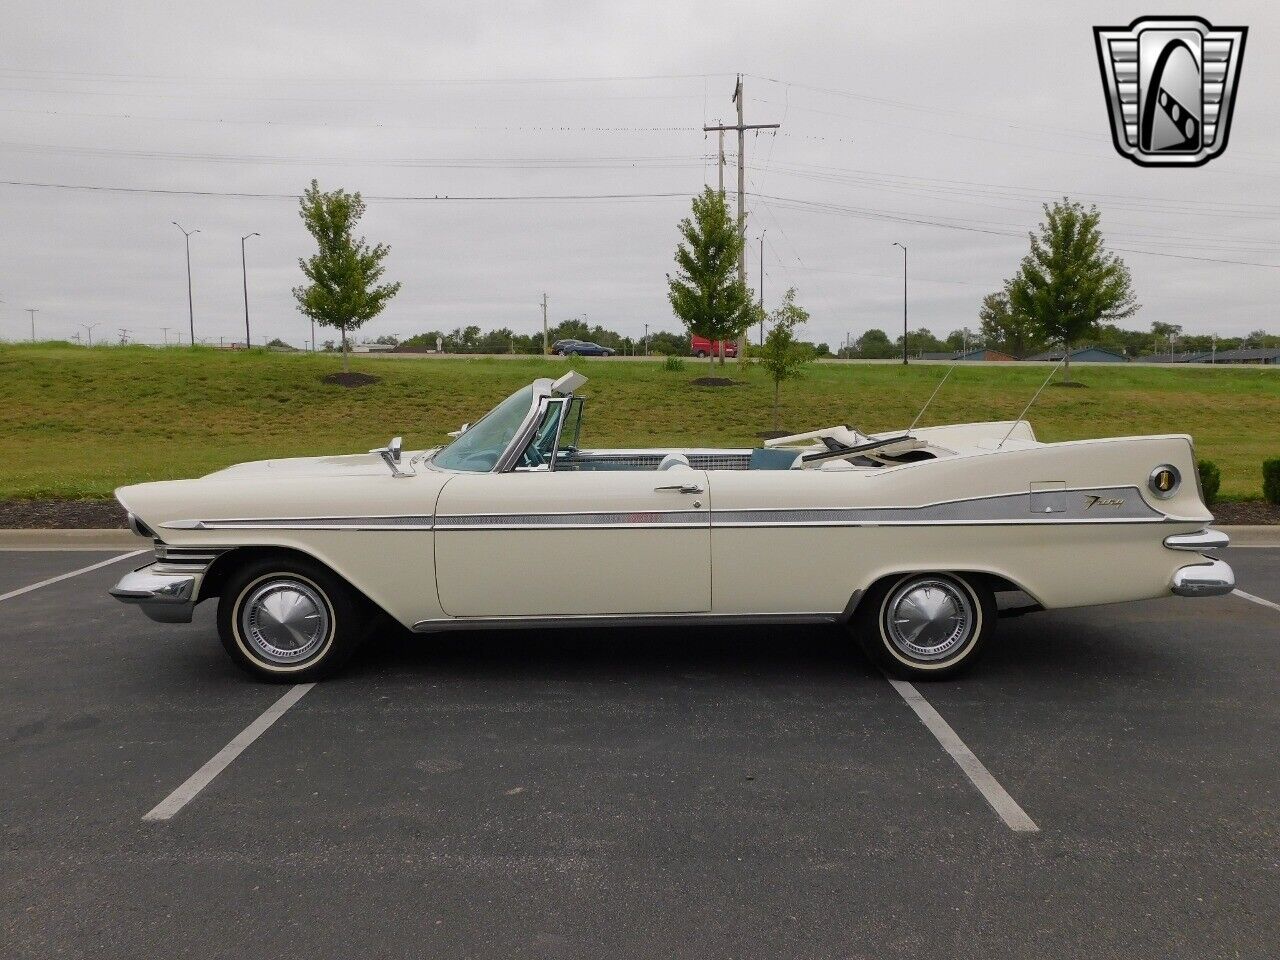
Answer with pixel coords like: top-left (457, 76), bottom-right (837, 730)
top-left (657, 453), bottom-right (692, 471)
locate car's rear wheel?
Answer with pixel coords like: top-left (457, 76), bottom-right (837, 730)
top-left (695, 350), bottom-right (707, 358)
top-left (217, 556), bottom-right (367, 682)
top-left (853, 572), bottom-right (994, 679)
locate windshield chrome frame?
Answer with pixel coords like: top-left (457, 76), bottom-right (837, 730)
top-left (492, 379), bottom-right (556, 473)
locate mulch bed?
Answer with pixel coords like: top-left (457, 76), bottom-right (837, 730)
top-left (1, 496), bottom-right (1276, 529)
top-left (690, 377), bottom-right (739, 387)
top-left (322, 371), bottom-right (381, 387)
top-left (1212, 500), bottom-right (1280, 525)
top-left (0, 499), bottom-right (128, 529)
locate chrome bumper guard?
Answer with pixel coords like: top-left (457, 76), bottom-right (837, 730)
top-left (1171, 558), bottom-right (1235, 598)
top-left (1164, 528), bottom-right (1230, 551)
top-left (109, 563), bottom-right (201, 623)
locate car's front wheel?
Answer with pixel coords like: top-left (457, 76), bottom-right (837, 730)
top-left (853, 572), bottom-right (994, 679)
top-left (217, 556), bottom-right (367, 682)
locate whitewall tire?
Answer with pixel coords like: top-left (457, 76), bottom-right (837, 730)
top-left (217, 556), bottom-right (367, 682)
top-left (854, 572), bottom-right (995, 679)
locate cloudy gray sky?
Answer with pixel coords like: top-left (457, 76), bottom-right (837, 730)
top-left (1, 1), bottom-right (1276, 349)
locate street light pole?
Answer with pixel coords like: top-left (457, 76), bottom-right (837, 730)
top-left (172, 222), bottom-right (199, 345)
top-left (241, 232), bottom-right (260, 348)
top-left (80, 322), bottom-right (98, 346)
top-left (892, 242), bottom-right (908, 365)
top-left (25, 308), bottom-right (39, 341)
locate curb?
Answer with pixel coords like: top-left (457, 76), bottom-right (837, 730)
top-left (0, 529), bottom-right (146, 551)
top-left (1, 526), bottom-right (1277, 550)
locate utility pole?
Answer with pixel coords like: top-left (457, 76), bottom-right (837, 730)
top-left (758, 230), bottom-right (766, 346)
top-left (160, 326), bottom-right (170, 346)
top-left (25, 308), bottom-right (38, 341)
top-left (541, 293), bottom-right (549, 355)
top-left (704, 76), bottom-right (780, 362)
top-left (172, 222), bottom-right (199, 345)
top-left (241, 232), bottom-right (259, 348)
top-left (892, 242), bottom-right (908, 365)
top-left (643, 322), bottom-right (649, 356)
top-left (118, 327), bottom-right (130, 345)
top-left (716, 122), bottom-right (725, 194)
top-left (80, 322), bottom-right (98, 346)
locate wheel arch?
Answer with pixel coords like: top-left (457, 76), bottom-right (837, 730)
top-left (198, 544), bottom-right (383, 614)
top-left (843, 567), bottom-right (1040, 621)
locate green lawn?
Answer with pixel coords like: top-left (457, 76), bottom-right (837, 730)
top-left (2, 344), bottom-right (1277, 499)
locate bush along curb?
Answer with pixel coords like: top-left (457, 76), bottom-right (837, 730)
top-left (1264, 458), bottom-right (1280, 505)
top-left (1197, 459), bottom-right (1221, 505)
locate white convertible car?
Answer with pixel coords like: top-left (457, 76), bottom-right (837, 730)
top-left (111, 371), bottom-right (1233, 681)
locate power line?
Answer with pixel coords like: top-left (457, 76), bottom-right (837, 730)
top-left (0, 179), bottom-right (693, 202)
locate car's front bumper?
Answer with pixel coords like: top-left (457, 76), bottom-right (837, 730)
top-left (109, 563), bottom-right (202, 623)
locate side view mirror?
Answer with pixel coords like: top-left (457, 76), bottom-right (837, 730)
top-left (447, 423), bottom-right (470, 438)
top-left (370, 436), bottom-right (410, 478)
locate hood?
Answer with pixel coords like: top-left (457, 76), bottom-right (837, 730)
top-left (203, 451), bottom-right (428, 480)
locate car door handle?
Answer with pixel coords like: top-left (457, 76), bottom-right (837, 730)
top-left (654, 483), bottom-right (704, 494)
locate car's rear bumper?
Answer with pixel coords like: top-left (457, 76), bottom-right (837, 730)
top-left (109, 563), bottom-right (201, 623)
top-left (1171, 558), bottom-right (1235, 597)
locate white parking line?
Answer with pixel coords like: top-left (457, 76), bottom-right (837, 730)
top-left (0, 550), bottom-right (146, 603)
top-left (1234, 589), bottom-right (1280, 613)
top-left (885, 677), bottom-right (1039, 833)
top-left (143, 682), bottom-right (315, 822)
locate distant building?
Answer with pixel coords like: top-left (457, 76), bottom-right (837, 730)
top-left (1023, 346), bottom-right (1129, 364)
top-left (1138, 351), bottom-right (1211, 364)
top-left (1210, 347), bottom-right (1280, 365)
top-left (917, 348), bottom-right (1017, 362)
top-left (351, 342), bottom-right (396, 353)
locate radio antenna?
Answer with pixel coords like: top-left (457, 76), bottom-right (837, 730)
top-left (908, 363), bottom-right (957, 433)
top-left (998, 353), bottom-right (1069, 449)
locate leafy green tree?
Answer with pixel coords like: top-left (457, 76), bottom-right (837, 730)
top-left (978, 290), bottom-right (1041, 358)
top-left (757, 288), bottom-right (813, 429)
top-left (855, 328), bottom-right (895, 359)
top-left (292, 179), bottom-right (402, 372)
top-left (1006, 199), bottom-right (1139, 381)
top-left (667, 188), bottom-right (753, 365)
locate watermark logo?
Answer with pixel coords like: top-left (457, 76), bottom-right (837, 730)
top-left (1094, 16), bottom-right (1247, 167)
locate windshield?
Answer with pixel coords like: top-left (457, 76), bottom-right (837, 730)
top-left (431, 385), bottom-right (536, 472)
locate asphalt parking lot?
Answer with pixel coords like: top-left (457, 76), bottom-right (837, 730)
top-left (2, 547), bottom-right (1277, 959)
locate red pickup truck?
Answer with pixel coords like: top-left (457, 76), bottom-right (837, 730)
top-left (690, 335), bottom-right (737, 358)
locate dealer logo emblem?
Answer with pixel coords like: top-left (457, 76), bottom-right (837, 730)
top-left (1094, 16), bottom-right (1247, 167)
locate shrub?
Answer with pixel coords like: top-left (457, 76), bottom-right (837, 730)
top-left (1264, 458), bottom-right (1280, 505)
top-left (663, 354), bottom-right (685, 372)
top-left (1196, 459), bottom-right (1220, 505)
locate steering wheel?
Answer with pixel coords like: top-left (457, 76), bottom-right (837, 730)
top-left (519, 443), bottom-right (546, 469)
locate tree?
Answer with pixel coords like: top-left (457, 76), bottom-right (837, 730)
top-left (757, 288), bottom-right (813, 430)
top-left (1006, 198), bottom-right (1139, 381)
top-left (667, 188), bottom-right (753, 365)
top-left (856, 328), bottom-right (895, 359)
top-left (292, 179), bottom-right (402, 372)
top-left (978, 290), bottom-right (1041, 358)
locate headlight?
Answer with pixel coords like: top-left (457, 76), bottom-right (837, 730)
top-left (1149, 464), bottom-right (1181, 499)
top-left (127, 513), bottom-right (156, 538)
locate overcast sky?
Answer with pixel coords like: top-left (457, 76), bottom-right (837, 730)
top-left (1, 1), bottom-right (1276, 349)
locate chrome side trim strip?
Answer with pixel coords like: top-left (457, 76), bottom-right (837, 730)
top-left (160, 486), bottom-right (1174, 532)
top-left (1171, 558), bottom-right (1235, 597)
top-left (1164, 528), bottom-right (1230, 551)
top-left (435, 510), bottom-right (706, 529)
top-left (412, 611), bottom-right (844, 632)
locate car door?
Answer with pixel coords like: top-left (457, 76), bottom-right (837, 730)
top-left (434, 469), bottom-right (711, 618)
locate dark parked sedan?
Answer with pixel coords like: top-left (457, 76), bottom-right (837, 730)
top-left (551, 339), bottom-right (615, 357)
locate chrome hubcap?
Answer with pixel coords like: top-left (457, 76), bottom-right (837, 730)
top-left (240, 579), bottom-right (330, 665)
top-left (885, 578), bottom-right (974, 662)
